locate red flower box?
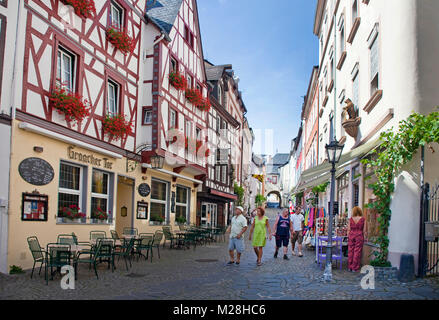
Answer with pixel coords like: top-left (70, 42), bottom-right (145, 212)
top-left (102, 114), bottom-right (133, 141)
top-left (61, 204), bottom-right (86, 220)
top-left (60, 0), bottom-right (96, 19)
top-left (106, 25), bottom-right (136, 55)
top-left (169, 71), bottom-right (187, 90)
top-left (197, 97), bottom-right (211, 112)
top-left (205, 149), bottom-right (210, 158)
top-left (93, 207), bottom-right (108, 221)
top-left (49, 86), bottom-right (91, 123)
top-left (185, 88), bottom-right (203, 105)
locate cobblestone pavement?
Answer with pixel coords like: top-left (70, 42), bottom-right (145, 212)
top-left (1, 209), bottom-right (438, 300)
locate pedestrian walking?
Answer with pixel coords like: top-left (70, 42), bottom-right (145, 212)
top-left (347, 206), bottom-right (366, 272)
top-left (291, 207), bottom-right (305, 257)
top-left (226, 206), bottom-right (248, 265)
top-left (249, 207), bottom-right (272, 266)
top-left (272, 208), bottom-right (293, 260)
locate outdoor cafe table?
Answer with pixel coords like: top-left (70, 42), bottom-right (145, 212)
top-left (174, 231), bottom-right (188, 249)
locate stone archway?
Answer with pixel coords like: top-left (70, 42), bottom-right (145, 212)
top-left (266, 191), bottom-right (282, 208)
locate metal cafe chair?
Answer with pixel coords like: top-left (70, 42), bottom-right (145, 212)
top-left (45, 243), bottom-right (72, 285)
top-left (27, 236), bottom-right (47, 279)
top-left (123, 227), bottom-right (138, 237)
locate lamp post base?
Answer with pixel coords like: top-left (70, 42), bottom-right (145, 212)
top-left (323, 262), bottom-right (333, 282)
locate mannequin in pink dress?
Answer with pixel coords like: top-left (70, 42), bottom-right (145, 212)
top-left (347, 206), bottom-right (367, 272)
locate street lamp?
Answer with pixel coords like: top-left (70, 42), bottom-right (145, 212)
top-left (150, 154), bottom-right (165, 169)
top-left (324, 139), bottom-right (344, 282)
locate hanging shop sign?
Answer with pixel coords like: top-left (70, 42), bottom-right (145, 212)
top-left (19, 158), bottom-right (55, 186)
top-left (137, 201), bottom-right (148, 220)
top-left (138, 183), bottom-right (151, 197)
top-left (21, 192), bottom-right (48, 221)
top-left (67, 146), bottom-right (113, 169)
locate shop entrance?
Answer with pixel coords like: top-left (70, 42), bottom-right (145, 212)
top-left (115, 176), bottom-right (134, 236)
top-left (201, 203), bottom-right (217, 227)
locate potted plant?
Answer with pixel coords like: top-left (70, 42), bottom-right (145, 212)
top-left (102, 114), bottom-right (133, 141)
top-left (60, 0), bottom-right (96, 19)
top-left (255, 194), bottom-right (267, 208)
top-left (106, 24), bottom-right (135, 55)
top-left (169, 71), bottom-right (188, 90)
top-left (60, 205), bottom-right (86, 223)
top-left (197, 97), bottom-right (211, 112)
top-left (9, 265), bottom-right (25, 275)
top-left (93, 207), bottom-right (108, 223)
top-left (175, 215), bottom-right (187, 225)
top-left (49, 86), bottom-right (91, 124)
top-left (151, 215), bottom-right (165, 225)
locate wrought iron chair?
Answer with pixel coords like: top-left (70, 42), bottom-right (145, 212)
top-left (90, 231), bottom-right (106, 245)
top-left (135, 233), bottom-right (154, 261)
top-left (27, 236), bottom-right (47, 279)
top-left (162, 226), bottom-right (178, 248)
top-left (113, 237), bottom-right (136, 271)
top-left (45, 243), bottom-right (72, 285)
top-left (123, 227), bottom-right (138, 237)
top-left (74, 240), bottom-right (107, 280)
top-left (149, 231), bottom-right (164, 262)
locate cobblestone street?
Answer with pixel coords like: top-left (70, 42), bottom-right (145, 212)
top-left (1, 209), bottom-right (438, 300)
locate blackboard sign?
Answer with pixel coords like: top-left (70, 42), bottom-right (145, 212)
top-left (19, 158), bottom-right (54, 186)
top-left (138, 183), bottom-right (151, 197)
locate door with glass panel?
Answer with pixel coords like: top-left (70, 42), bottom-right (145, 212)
top-left (201, 203), bottom-right (217, 227)
top-left (176, 186), bottom-right (189, 225)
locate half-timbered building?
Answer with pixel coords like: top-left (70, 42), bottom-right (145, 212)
top-left (197, 60), bottom-right (247, 227)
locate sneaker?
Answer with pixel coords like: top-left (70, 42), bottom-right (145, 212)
top-left (274, 251), bottom-right (278, 258)
top-left (283, 255), bottom-right (289, 260)
top-left (298, 252), bottom-right (303, 257)
top-left (227, 261), bottom-right (234, 265)
top-left (292, 251), bottom-right (297, 256)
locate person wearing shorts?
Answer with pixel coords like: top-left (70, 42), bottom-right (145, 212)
top-left (272, 208), bottom-right (293, 260)
top-left (291, 209), bottom-right (305, 257)
top-left (226, 206), bottom-right (248, 265)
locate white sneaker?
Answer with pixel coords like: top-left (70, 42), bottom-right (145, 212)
top-left (292, 251), bottom-right (296, 256)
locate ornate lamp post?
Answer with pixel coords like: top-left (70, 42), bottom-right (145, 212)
top-left (324, 139), bottom-right (344, 281)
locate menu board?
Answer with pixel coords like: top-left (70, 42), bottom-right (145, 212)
top-left (137, 202), bottom-right (148, 220)
top-left (138, 183), bottom-right (151, 197)
top-left (22, 193), bottom-right (48, 221)
top-left (18, 158), bottom-right (54, 186)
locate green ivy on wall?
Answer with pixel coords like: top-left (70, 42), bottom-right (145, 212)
top-left (234, 182), bottom-right (245, 207)
top-left (362, 110), bottom-right (439, 267)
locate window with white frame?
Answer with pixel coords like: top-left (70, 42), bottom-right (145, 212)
top-left (369, 26), bottom-right (379, 95)
top-left (186, 74), bottom-right (193, 89)
top-left (185, 119), bottom-right (192, 137)
top-left (57, 47), bottom-right (76, 92)
top-left (221, 165), bottom-right (228, 184)
top-left (215, 165), bottom-right (221, 182)
top-left (175, 186), bottom-right (189, 223)
top-left (144, 109), bottom-right (152, 124)
top-left (58, 162), bottom-right (83, 219)
top-left (170, 56), bottom-right (177, 73)
top-left (196, 127), bottom-right (201, 140)
top-left (170, 109), bottom-right (177, 129)
top-left (339, 17), bottom-right (345, 53)
top-left (110, 1), bottom-right (124, 29)
top-left (91, 169), bottom-right (110, 221)
top-left (107, 79), bottom-right (119, 116)
top-left (150, 179), bottom-right (167, 222)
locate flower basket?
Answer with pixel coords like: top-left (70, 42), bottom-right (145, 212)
top-left (92, 207), bottom-right (109, 222)
top-left (102, 114), bottom-right (133, 141)
top-left (185, 88), bottom-right (203, 105)
top-left (60, 205), bottom-right (86, 222)
top-left (60, 0), bottom-right (96, 19)
top-left (49, 87), bottom-right (91, 123)
top-left (197, 97), bottom-right (211, 112)
top-left (169, 71), bottom-right (187, 90)
top-left (106, 25), bottom-right (135, 55)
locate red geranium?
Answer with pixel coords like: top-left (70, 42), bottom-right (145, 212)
top-left (106, 25), bottom-right (136, 55)
top-left (93, 207), bottom-right (108, 220)
top-left (169, 71), bottom-right (187, 90)
top-left (185, 88), bottom-right (203, 105)
top-left (197, 97), bottom-right (211, 112)
top-left (61, 205), bottom-right (86, 220)
top-left (50, 86), bottom-right (91, 123)
top-left (205, 149), bottom-right (210, 158)
top-left (102, 114), bottom-right (133, 141)
top-left (60, 0), bottom-right (96, 19)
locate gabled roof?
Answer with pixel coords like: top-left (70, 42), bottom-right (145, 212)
top-left (146, 0), bottom-right (184, 36)
top-left (272, 153), bottom-right (290, 166)
top-left (205, 64), bottom-right (232, 81)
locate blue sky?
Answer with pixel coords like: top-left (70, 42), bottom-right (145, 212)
top-left (197, 0), bottom-right (318, 155)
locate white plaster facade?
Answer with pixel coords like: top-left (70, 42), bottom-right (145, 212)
top-left (313, 0), bottom-right (439, 268)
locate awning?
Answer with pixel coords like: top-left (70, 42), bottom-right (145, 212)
top-left (293, 138), bottom-right (382, 194)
